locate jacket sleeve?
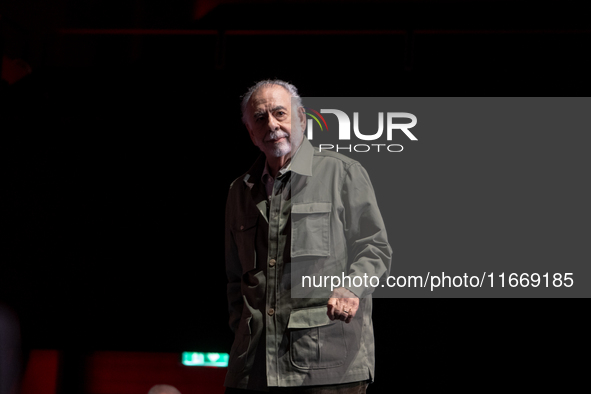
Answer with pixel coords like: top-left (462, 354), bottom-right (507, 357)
top-left (225, 183), bottom-right (243, 333)
top-left (342, 162), bottom-right (392, 298)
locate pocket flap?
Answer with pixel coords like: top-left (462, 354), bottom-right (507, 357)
top-left (287, 306), bottom-right (333, 329)
top-left (292, 202), bottom-right (331, 214)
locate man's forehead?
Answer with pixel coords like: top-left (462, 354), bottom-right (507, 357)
top-left (249, 85), bottom-right (291, 109)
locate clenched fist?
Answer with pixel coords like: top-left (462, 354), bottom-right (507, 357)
top-left (327, 287), bottom-right (359, 323)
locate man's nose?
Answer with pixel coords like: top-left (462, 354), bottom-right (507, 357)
top-left (267, 116), bottom-right (280, 130)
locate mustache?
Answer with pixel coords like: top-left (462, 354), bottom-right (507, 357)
top-left (266, 131), bottom-right (289, 141)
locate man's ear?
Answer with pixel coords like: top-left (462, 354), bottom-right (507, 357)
top-left (298, 106), bottom-right (306, 133)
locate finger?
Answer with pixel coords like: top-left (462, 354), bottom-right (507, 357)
top-left (333, 302), bottom-right (346, 321)
top-left (343, 303), bottom-right (358, 323)
top-left (345, 306), bottom-right (357, 323)
top-left (327, 298), bottom-right (337, 320)
top-left (346, 298), bottom-right (359, 311)
top-left (338, 302), bottom-right (351, 321)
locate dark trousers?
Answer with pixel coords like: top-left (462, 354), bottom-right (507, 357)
top-left (225, 380), bottom-right (369, 394)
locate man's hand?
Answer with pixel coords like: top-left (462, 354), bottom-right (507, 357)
top-left (327, 287), bottom-right (359, 324)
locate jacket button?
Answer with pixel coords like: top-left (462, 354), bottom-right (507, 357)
top-left (268, 308), bottom-right (275, 316)
top-left (269, 259), bottom-right (276, 267)
top-left (239, 225), bottom-right (244, 230)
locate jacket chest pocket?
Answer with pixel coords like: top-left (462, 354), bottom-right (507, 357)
top-left (233, 215), bottom-right (259, 273)
top-left (288, 306), bottom-right (347, 369)
top-left (291, 202), bottom-right (331, 258)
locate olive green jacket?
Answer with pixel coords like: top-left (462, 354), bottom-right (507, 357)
top-left (224, 137), bottom-right (392, 390)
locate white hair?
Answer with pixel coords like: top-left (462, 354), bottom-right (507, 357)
top-left (240, 79), bottom-right (303, 125)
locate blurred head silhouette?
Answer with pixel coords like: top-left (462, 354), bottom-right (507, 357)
top-left (147, 384), bottom-right (181, 394)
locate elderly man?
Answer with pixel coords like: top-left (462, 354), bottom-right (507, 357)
top-left (224, 80), bottom-right (391, 393)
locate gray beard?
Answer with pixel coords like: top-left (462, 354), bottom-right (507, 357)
top-left (267, 138), bottom-right (291, 158)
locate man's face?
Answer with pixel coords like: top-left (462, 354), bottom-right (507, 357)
top-left (244, 85), bottom-right (306, 159)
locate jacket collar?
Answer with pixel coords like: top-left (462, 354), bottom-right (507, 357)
top-left (243, 136), bottom-right (313, 189)
top-left (289, 136), bottom-right (314, 177)
top-left (243, 153), bottom-right (266, 190)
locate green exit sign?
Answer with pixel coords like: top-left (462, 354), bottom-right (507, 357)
top-left (181, 352), bottom-right (229, 367)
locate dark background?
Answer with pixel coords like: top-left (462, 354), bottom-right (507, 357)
top-left (2, 0), bottom-right (589, 391)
